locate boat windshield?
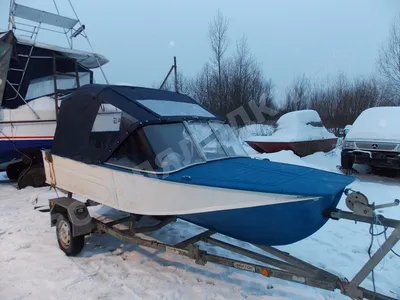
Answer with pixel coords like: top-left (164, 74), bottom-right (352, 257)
top-left (186, 120), bottom-right (248, 159)
top-left (107, 120), bottom-right (248, 173)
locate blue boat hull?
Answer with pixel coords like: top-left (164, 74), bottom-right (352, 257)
top-left (164, 157), bottom-right (355, 246)
top-left (179, 193), bottom-right (340, 246)
top-left (0, 139), bottom-right (53, 165)
top-left (105, 157), bottom-right (354, 246)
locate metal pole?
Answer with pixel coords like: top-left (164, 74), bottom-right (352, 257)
top-left (74, 59), bottom-right (80, 88)
top-left (8, 0), bottom-right (13, 30)
top-left (326, 209), bottom-right (400, 229)
top-left (6, 80), bottom-right (40, 119)
top-left (174, 56), bottom-right (178, 92)
top-left (12, 21), bottom-right (42, 101)
top-left (0, 119), bottom-right (56, 124)
top-left (348, 227), bottom-right (400, 288)
top-left (67, 0), bottom-right (109, 84)
top-left (52, 0), bottom-right (72, 49)
top-left (159, 65), bottom-right (174, 90)
top-left (53, 54), bottom-right (58, 121)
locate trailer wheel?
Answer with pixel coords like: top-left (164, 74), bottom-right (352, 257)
top-left (341, 154), bottom-right (354, 170)
top-left (56, 215), bottom-right (85, 256)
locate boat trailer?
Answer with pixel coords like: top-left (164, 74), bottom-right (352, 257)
top-left (47, 189), bottom-right (399, 300)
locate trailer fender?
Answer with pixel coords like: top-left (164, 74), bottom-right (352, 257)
top-left (49, 197), bottom-right (92, 237)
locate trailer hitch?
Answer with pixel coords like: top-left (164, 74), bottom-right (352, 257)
top-left (343, 188), bottom-right (399, 217)
top-left (324, 190), bottom-right (400, 300)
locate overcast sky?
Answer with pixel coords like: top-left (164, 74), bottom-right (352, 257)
top-left (1, 0), bottom-right (399, 101)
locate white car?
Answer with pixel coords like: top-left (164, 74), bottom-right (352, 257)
top-left (341, 106), bottom-right (400, 172)
top-left (343, 124), bottom-right (352, 137)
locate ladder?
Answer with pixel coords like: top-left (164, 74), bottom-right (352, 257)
top-left (52, 54), bottom-right (80, 120)
top-left (6, 1), bottom-right (80, 102)
top-left (6, 23), bottom-right (40, 102)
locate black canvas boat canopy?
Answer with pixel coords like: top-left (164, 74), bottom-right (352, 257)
top-left (51, 84), bottom-right (223, 164)
top-left (0, 32), bottom-right (14, 106)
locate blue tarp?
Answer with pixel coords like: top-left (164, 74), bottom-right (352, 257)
top-left (166, 157), bottom-right (355, 197)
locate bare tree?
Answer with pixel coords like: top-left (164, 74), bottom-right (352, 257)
top-left (209, 10), bottom-right (229, 96)
top-left (282, 74), bottom-right (311, 112)
top-left (378, 13), bottom-right (400, 104)
top-left (230, 36), bottom-right (274, 108)
top-left (191, 63), bottom-right (216, 108)
top-left (261, 78), bottom-right (275, 108)
top-left (187, 33), bottom-right (275, 124)
top-left (155, 10), bottom-right (275, 125)
top-left (376, 80), bottom-right (397, 106)
top-left (310, 74), bottom-right (380, 134)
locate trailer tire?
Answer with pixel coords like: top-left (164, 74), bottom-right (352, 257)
top-left (6, 161), bottom-right (26, 181)
top-left (56, 215), bottom-right (85, 256)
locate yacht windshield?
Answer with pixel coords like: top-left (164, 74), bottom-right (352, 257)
top-left (107, 121), bottom-right (248, 173)
top-left (25, 72), bottom-right (91, 100)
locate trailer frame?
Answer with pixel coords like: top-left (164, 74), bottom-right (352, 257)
top-left (47, 191), bottom-right (400, 300)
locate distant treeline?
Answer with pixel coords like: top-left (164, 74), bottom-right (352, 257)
top-left (160, 11), bottom-right (400, 133)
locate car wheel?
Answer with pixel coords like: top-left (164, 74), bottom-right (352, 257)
top-left (341, 154), bottom-right (354, 170)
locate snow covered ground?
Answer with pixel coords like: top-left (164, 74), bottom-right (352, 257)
top-left (1, 148), bottom-right (400, 300)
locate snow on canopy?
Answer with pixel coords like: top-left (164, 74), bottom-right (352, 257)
top-left (346, 106), bottom-right (400, 141)
top-left (247, 110), bottom-right (335, 142)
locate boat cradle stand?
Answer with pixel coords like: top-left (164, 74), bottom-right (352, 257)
top-left (47, 191), bottom-right (400, 300)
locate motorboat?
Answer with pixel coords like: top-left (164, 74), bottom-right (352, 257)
top-left (246, 110), bottom-right (338, 157)
top-left (0, 2), bottom-right (117, 186)
top-left (42, 84), bottom-right (355, 246)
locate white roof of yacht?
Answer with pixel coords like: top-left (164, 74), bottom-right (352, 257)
top-left (16, 35), bottom-right (109, 69)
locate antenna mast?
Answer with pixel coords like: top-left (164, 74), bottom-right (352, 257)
top-left (66, 0), bottom-right (109, 84)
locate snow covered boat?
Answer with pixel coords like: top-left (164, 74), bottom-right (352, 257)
top-left (42, 84), bottom-right (355, 246)
top-left (0, 2), bottom-right (114, 186)
top-left (246, 110), bottom-right (338, 157)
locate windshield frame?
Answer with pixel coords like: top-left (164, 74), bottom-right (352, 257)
top-left (208, 121), bottom-right (231, 156)
top-left (105, 120), bottom-right (249, 175)
top-left (184, 120), bottom-right (249, 161)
